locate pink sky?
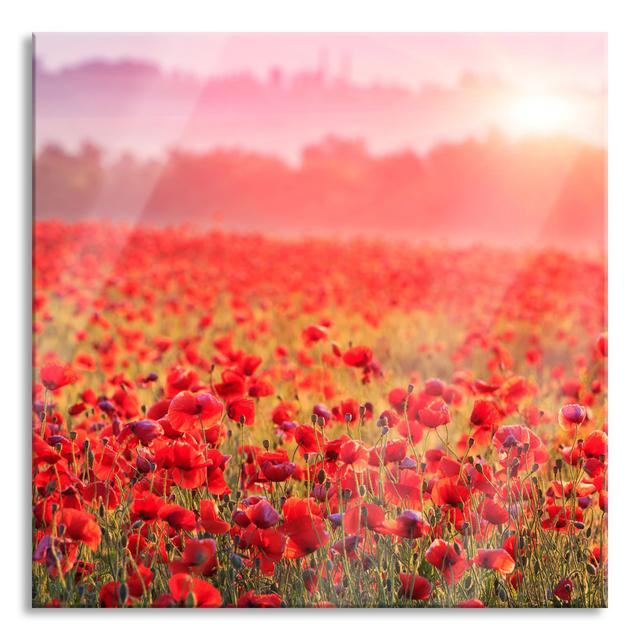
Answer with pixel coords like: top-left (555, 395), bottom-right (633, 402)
top-left (36, 32), bottom-right (606, 91)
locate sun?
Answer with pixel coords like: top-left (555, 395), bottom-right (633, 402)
top-left (505, 93), bottom-right (573, 135)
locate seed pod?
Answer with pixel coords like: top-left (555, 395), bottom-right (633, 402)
top-left (185, 591), bottom-right (197, 608)
top-left (118, 582), bottom-right (129, 605)
top-left (262, 439), bottom-right (270, 450)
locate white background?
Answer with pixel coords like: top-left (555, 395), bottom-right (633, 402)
top-left (2, 1), bottom-right (639, 637)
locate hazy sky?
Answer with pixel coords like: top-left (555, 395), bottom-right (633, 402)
top-left (36, 32), bottom-right (607, 91)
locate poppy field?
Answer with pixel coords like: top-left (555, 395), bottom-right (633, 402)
top-left (32, 220), bottom-right (607, 608)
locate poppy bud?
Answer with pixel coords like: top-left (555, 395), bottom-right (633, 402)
top-left (262, 439), bottom-right (269, 450)
top-left (468, 437), bottom-right (475, 446)
top-left (118, 582), bottom-right (129, 605)
top-left (185, 591), bottom-right (197, 608)
top-left (318, 470), bottom-right (326, 484)
top-left (311, 413), bottom-right (317, 424)
top-left (359, 405), bottom-right (366, 418)
top-left (344, 413), bottom-right (352, 423)
top-left (230, 553), bottom-right (243, 569)
top-left (318, 417), bottom-right (325, 428)
top-left (358, 485), bottom-right (366, 497)
top-left (587, 563), bottom-right (597, 576)
top-left (407, 384), bottom-right (414, 394)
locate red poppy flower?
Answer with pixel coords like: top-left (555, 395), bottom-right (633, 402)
top-left (214, 369), bottom-right (246, 399)
top-left (425, 538), bottom-right (467, 584)
top-left (167, 391), bottom-right (223, 432)
top-left (58, 508), bottom-right (101, 551)
top-left (280, 497), bottom-right (329, 558)
top-left (169, 538), bottom-right (218, 576)
top-left (418, 399), bottom-right (451, 429)
top-left (398, 573), bottom-right (432, 600)
top-left (227, 398), bottom-right (255, 425)
top-left (338, 439), bottom-right (369, 472)
top-left (171, 441), bottom-right (208, 489)
top-left (377, 510), bottom-right (425, 539)
top-left (294, 424), bottom-right (323, 454)
top-left (457, 598), bottom-right (485, 608)
top-left (165, 366), bottom-right (200, 398)
top-left (40, 362), bottom-right (79, 391)
top-left (473, 548), bottom-right (516, 575)
top-left (119, 419), bottom-right (164, 446)
top-left (431, 476), bottom-right (470, 507)
top-left (558, 404), bottom-right (587, 430)
top-left (236, 590), bottom-right (283, 608)
top-left (158, 503), bottom-right (197, 531)
top-left (301, 324), bottom-right (329, 347)
top-left (343, 503), bottom-right (385, 534)
top-left (583, 430), bottom-right (607, 459)
top-left (541, 504), bottom-right (583, 532)
top-left (343, 345), bottom-right (373, 368)
top-left (131, 492), bottom-right (165, 522)
top-left (553, 577), bottom-right (574, 602)
top-left (199, 500), bottom-right (231, 534)
top-left (258, 450), bottom-right (296, 482)
top-left (168, 573), bottom-right (222, 607)
top-left (246, 499), bottom-right (280, 529)
top-left (479, 497), bottom-right (509, 525)
top-left (127, 563), bottom-right (154, 598)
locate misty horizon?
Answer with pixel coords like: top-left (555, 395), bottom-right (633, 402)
top-left (34, 54), bottom-right (606, 162)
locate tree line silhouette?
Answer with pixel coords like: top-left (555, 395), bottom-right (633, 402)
top-left (34, 133), bottom-right (605, 249)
